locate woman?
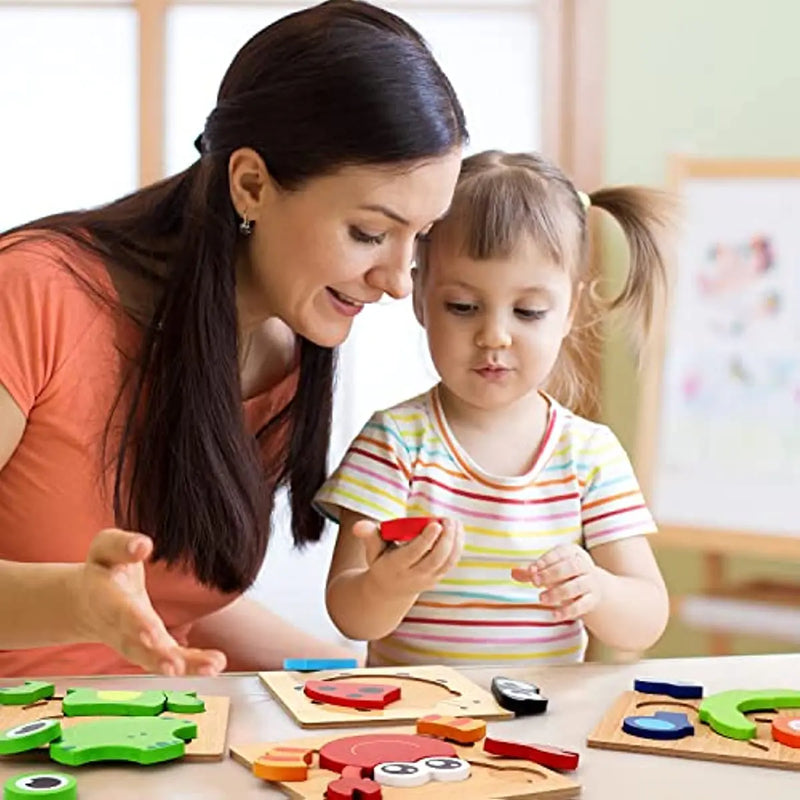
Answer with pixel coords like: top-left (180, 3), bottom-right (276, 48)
top-left (0, 0), bottom-right (466, 677)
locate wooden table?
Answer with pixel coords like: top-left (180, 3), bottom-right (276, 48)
top-left (1, 653), bottom-right (798, 798)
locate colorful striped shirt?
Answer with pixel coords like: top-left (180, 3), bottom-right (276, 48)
top-left (315, 386), bottom-right (656, 667)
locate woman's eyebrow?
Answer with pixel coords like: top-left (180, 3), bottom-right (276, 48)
top-left (358, 204), bottom-right (410, 226)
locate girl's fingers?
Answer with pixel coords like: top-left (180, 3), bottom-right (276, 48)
top-left (181, 647), bottom-right (227, 676)
top-left (511, 565), bottom-right (534, 582)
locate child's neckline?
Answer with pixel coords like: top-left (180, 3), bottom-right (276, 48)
top-left (427, 385), bottom-right (564, 488)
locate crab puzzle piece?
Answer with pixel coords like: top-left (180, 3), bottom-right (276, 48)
top-left (0, 720), bottom-right (62, 756)
top-left (303, 680), bottom-right (400, 710)
top-left (0, 682), bottom-right (56, 706)
top-left (634, 678), bottom-right (704, 699)
top-left (483, 737), bottom-right (580, 771)
top-left (623, 711), bottom-right (694, 740)
top-left (374, 756), bottom-right (470, 786)
top-left (319, 733), bottom-right (456, 775)
top-left (491, 676), bottom-right (548, 715)
top-left (49, 717), bottom-right (197, 766)
top-left (379, 517), bottom-right (437, 543)
top-left (3, 772), bottom-right (77, 799)
top-left (253, 745), bottom-right (314, 781)
top-left (416, 714), bottom-right (486, 743)
top-left (698, 689), bottom-right (800, 740)
top-left (771, 716), bottom-right (800, 748)
top-left (326, 765), bottom-right (382, 800)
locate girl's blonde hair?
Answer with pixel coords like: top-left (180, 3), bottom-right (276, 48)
top-left (423, 150), bottom-right (674, 413)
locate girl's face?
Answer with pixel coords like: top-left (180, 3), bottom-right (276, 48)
top-left (415, 231), bottom-right (576, 414)
top-left (237, 151), bottom-right (462, 347)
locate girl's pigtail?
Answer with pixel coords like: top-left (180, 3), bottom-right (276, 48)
top-left (588, 186), bottom-right (676, 351)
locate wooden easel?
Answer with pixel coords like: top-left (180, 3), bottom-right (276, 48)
top-left (635, 157), bottom-right (800, 656)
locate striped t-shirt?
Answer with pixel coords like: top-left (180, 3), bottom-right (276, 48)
top-left (315, 386), bottom-right (656, 667)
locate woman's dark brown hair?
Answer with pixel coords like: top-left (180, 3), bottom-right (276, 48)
top-left (0, 0), bottom-right (467, 592)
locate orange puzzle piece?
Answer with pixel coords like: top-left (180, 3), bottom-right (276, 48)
top-left (772, 716), bottom-right (800, 749)
top-left (416, 714), bottom-right (486, 744)
top-left (253, 745), bottom-right (314, 781)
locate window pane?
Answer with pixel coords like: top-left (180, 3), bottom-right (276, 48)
top-left (0, 7), bottom-right (137, 230)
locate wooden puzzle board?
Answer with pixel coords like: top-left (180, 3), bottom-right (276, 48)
top-left (231, 726), bottom-right (580, 799)
top-left (0, 694), bottom-right (230, 762)
top-left (259, 665), bottom-right (513, 728)
top-left (587, 690), bottom-right (800, 771)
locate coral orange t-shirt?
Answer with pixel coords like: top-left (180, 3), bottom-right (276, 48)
top-left (0, 234), bottom-right (297, 676)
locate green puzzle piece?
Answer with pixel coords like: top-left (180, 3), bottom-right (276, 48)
top-left (0, 719), bottom-right (62, 755)
top-left (62, 688), bottom-right (167, 717)
top-left (698, 688), bottom-right (800, 739)
top-left (0, 682), bottom-right (55, 706)
top-left (49, 717), bottom-right (197, 766)
top-left (164, 691), bottom-right (205, 714)
top-left (3, 772), bottom-right (77, 799)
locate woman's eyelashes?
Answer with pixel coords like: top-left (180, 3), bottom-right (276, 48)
top-left (349, 227), bottom-right (432, 246)
top-left (349, 226), bottom-right (385, 245)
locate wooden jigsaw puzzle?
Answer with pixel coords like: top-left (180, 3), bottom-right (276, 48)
top-left (0, 684), bottom-right (230, 763)
top-left (231, 724), bottom-right (580, 799)
top-left (588, 678), bottom-right (800, 771)
top-left (259, 665), bottom-right (514, 728)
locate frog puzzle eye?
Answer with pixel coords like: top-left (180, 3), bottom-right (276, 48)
top-left (373, 760), bottom-right (432, 787)
top-left (5, 771), bottom-right (77, 798)
top-left (6, 720), bottom-right (59, 739)
top-left (419, 756), bottom-right (471, 781)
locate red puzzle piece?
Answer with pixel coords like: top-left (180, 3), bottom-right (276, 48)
top-left (319, 733), bottom-right (456, 775)
top-left (326, 765), bottom-right (382, 799)
top-left (304, 681), bottom-right (401, 710)
top-left (379, 517), bottom-right (437, 543)
top-left (483, 737), bottom-right (580, 771)
top-left (772, 716), bottom-right (800, 748)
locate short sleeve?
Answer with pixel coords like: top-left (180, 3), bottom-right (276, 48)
top-left (0, 238), bottom-right (103, 415)
top-left (313, 409), bottom-right (412, 523)
top-left (580, 425), bottom-right (657, 548)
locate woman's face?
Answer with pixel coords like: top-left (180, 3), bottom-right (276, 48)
top-left (237, 150), bottom-right (462, 347)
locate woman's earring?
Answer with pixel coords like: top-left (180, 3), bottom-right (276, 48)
top-left (239, 211), bottom-right (253, 236)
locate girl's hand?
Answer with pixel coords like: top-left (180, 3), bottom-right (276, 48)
top-left (511, 543), bottom-right (604, 622)
top-left (352, 518), bottom-right (464, 600)
top-left (71, 528), bottom-right (227, 676)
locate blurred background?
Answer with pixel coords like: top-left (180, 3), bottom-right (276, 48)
top-left (2, 0), bottom-right (797, 660)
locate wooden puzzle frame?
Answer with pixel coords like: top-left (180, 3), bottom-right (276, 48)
top-left (588, 689), bottom-right (800, 770)
top-left (0, 693), bottom-right (230, 762)
top-left (231, 726), bottom-right (580, 799)
top-left (259, 665), bottom-right (513, 728)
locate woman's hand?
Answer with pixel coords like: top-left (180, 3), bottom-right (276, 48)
top-left (511, 543), bottom-right (603, 622)
top-left (71, 529), bottom-right (227, 676)
top-left (353, 517), bottom-right (464, 601)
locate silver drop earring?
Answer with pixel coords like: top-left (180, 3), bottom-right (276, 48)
top-left (239, 211), bottom-right (253, 236)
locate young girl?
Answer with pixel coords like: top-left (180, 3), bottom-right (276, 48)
top-left (315, 150), bottom-right (671, 667)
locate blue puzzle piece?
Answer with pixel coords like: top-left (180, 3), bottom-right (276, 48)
top-left (283, 658), bottom-right (358, 671)
top-left (634, 678), bottom-right (704, 699)
top-left (623, 711), bottom-right (694, 740)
